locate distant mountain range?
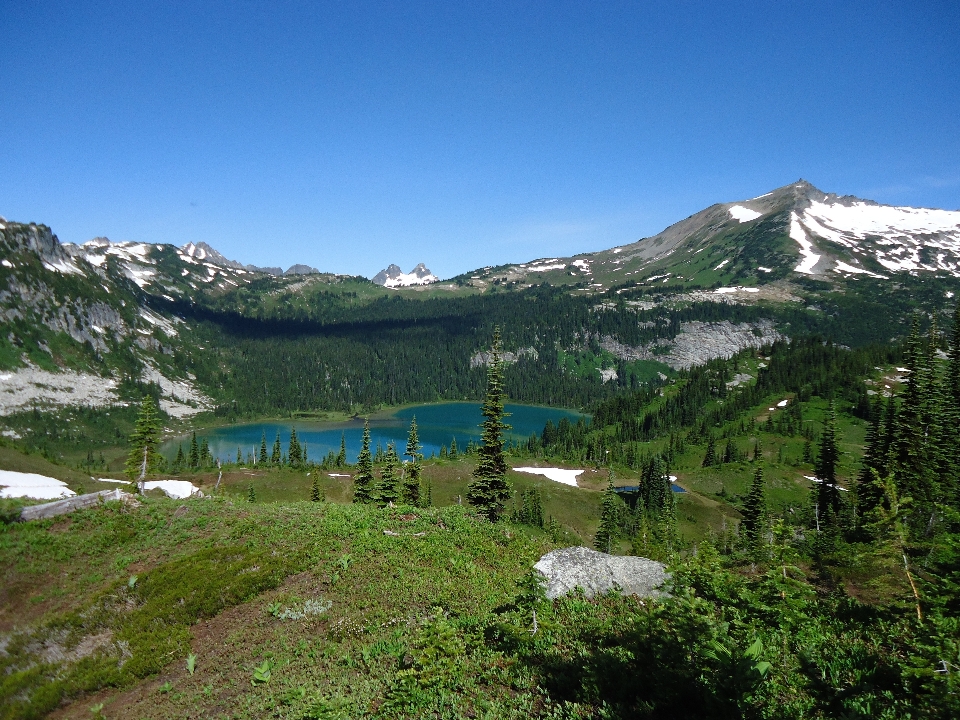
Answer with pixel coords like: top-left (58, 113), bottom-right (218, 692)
top-left (1, 179), bottom-right (958, 420)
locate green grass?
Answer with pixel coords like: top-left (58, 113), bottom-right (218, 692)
top-left (0, 498), bottom-right (551, 719)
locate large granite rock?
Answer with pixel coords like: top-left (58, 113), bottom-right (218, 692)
top-left (533, 546), bottom-right (669, 600)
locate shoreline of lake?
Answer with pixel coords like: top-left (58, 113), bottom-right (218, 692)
top-left (161, 401), bottom-right (588, 465)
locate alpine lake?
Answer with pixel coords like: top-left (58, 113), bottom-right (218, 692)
top-left (162, 402), bottom-right (587, 464)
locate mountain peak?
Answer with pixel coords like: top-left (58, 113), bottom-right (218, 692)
top-left (180, 241), bottom-right (247, 270)
top-left (372, 263), bottom-right (439, 288)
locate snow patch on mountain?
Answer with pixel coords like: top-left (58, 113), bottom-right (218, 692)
top-left (833, 261), bottom-right (887, 279)
top-left (790, 213), bottom-right (822, 274)
top-left (797, 199), bottom-right (960, 276)
top-left (728, 205), bottom-right (762, 223)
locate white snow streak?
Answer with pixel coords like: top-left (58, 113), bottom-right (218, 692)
top-left (790, 213), bottom-right (821, 274)
top-left (728, 205), bottom-right (762, 223)
top-left (513, 467), bottom-right (583, 487)
top-left (833, 261), bottom-right (887, 279)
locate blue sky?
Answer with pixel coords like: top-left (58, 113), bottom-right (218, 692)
top-left (2, 1), bottom-right (958, 279)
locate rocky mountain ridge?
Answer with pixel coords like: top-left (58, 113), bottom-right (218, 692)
top-left (2, 179), bottom-right (958, 420)
top-left (372, 263), bottom-right (439, 287)
top-left (457, 180), bottom-right (960, 293)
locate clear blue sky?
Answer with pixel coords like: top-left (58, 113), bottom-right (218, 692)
top-left (2, 1), bottom-right (958, 279)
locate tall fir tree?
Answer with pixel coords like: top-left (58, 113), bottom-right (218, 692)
top-left (742, 466), bottom-right (767, 549)
top-left (856, 397), bottom-right (887, 517)
top-left (336, 433), bottom-right (347, 467)
top-left (189, 431), bottom-right (200, 469)
top-left (174, 444), bottom-right (185, 472)
top-left (375, 443), bottom-right (400, 506)
top-left (891, 315), bottom-right (941, 522)
top-left (353, 420), bottom-right (374, 503)
top-left (945, 303), bottom-right (960, 504)
top-left (259, 431), bottom-right (268, 465)
top-left (271, 432), bottom-right (282, 465)
top-left (311, 474), bottom-right (323, 502)
top-left (467, 328), bottom-right (512, 520)
top-left (288, 427), bottom-right (301, 466)
top-left (125, 395), bottom-right (164, 486)
top-left (702, 435), bottom-right (717, 467)
top-left (594, 478), bottom-right (619, 553)
top-left (402, 417), bottom-right (422, 506)
top-left (815, 401), bottom-right (842, 517)
top-left (641, 455), bottom-right (670, 513)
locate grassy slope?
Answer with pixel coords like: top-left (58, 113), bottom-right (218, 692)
top-left (1, 498), bottom-right (552, 719)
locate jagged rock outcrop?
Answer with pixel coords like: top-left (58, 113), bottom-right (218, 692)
top-left (284, 264), bottom-right (320, 276)
top-left (469, 346), bottom-right (538, 368)
top-left (534, 546), bottom-right (669, 600)
top-left (372, 263), bottom-right (438, 287)
top-left (599, 319), bottom-right (783, 370)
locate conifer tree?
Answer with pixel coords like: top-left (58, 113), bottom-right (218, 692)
top-left (449, 436), bottom-right (458, 458)
top-left (642, 455), bottom-right (670, 512)
top-left (375, 443), bottom-right (400, 506)
top-left (353, 420), bottom-right (374, 503)
top-left (742, 466), bottom-right (767, 548)
top-left (702, 435), bottom-right (717, 467)
top-left (336, 433), bottom-right (346, 467)
top-left (174, 443), bottom-right (185, 472)
top-left (594, 479), bottom-right (619, 553)
top-left (288, 427), bottom-right (301, 466)
top-left (815, 401), bottom-right (842, 516)
top-left (247, 485), bottom-right (256, 503)
top-left (189, 431), bottom-right (201, 469)
top-left (236, 447), bottom-right (242, 465)
top-left (945, 304), bottom-right (960, 503)
top-left (311, 475), bottom-right (322, 502)
top-left (200, 438), bottom-right (210, 467)
top-left (891, 315), bottom-right (941, 519)
top-left (271, 432), bottom-right (282, 465)
top-left (467, 328), bottom-right (512, 521)
top-left (402, 417), bottom-right (422, 505)
top-left (856, 397), bottom-right (887, 517)
top-left (125, 395), bottom-right (164, 486)
top-left (523, 488), bottom-right (543, 527)
top-left (259, 432), bottom-right (268, 465)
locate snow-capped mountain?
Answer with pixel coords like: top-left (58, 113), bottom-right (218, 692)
top-left (706, 181), bottom-right (960, 278)
top-left (372, 263), bottom-right (439, 288)
top-left (458, 181), bottom-right (960, 292)
top-left (60, 237), bottom-right (258, 292)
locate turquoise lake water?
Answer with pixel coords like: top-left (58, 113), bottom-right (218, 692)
top-left (163, 402), bottom-right (586, 464)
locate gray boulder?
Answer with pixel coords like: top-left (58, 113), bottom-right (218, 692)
top-left (533, 546), bottom-right (669, 600)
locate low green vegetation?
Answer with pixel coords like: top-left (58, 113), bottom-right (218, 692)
top-left (3, 316), bottom-right (960, 718)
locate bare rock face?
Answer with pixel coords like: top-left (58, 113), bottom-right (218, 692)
top-left (534, 546), bottom-right (669, 600)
